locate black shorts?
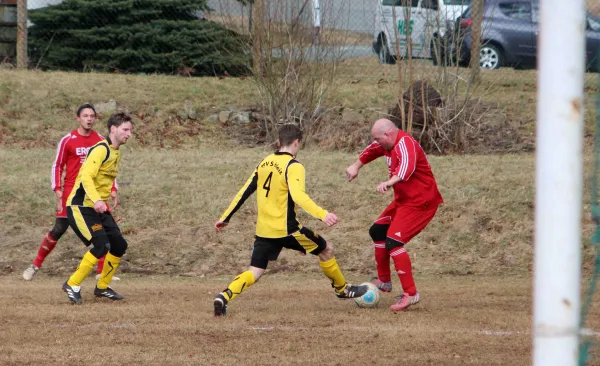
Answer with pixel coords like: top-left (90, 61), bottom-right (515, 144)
top-left (250, 227), bottom-right (327, 269)
top-left (66, 206), bottom-right (121, 246)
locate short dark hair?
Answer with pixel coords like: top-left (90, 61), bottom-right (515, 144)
top-left (107, 112), bottom-right (133, 132)
top-left (77, 104), bottom-right (96, 117)
top-left (278, 124), bottom-right (303, 147)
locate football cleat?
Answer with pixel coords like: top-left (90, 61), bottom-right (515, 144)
top-left (335, 284), bottom-right (368, 299)
top-left (214, 293), bottom-right (228, 317)
top-left (62, 281), bottom-right (83, 305)
top-left (370, 277), bottom-right (392, 292)
top-left (94, 286), bottom-right (124, 300)
top-left (23, 265), bottom-right (39, 281)
top-left (390, 292), bottom-right (420, 311)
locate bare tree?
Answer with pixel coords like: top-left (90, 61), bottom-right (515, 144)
top-left (213, 0), bottom-right (357, 141)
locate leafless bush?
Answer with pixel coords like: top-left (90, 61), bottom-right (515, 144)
top-left (211, 0), bottom-right (360, 141)
top-left (383, 0), bottom-right (502, 154)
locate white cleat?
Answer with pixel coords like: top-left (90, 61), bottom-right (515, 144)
top-left (23, 265), bottom-right (39, 281)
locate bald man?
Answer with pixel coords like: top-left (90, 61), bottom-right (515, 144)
top-left (346, 119), bottom-right (443, 311)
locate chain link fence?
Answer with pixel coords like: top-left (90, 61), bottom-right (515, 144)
top-left (2, 1), bottom-right (599, 74)
top-left (0, 1), bottom-right (599, 364)
top-left (1, 1), bottom-right (599, 78)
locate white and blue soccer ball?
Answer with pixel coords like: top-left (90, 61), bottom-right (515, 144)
top-left (354, 282), bottom-right (380, 308)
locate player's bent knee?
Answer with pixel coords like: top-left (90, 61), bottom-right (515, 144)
top-left (318, 242), bottom-right (335, 260)
top-left (249, 266), bottom-right (265, 281)
top-left (90, 237), bottom-right (110, 259)
top-left (369, 224), bottom-right (388, 242)
top-left (49, 218), bottom-right (70, 240)
top-left (250, 257), bottom-right (269, 270)
top-left (109, 236), bottom-right (128, 257)
top-left (385, 237), bottom-right (404, 251)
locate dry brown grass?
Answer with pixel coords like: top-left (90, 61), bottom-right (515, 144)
top-left (5, 273), bottom-right (596, 366)
top-left (1, 146), bottom-right (598, 279)
top-left (0, 62), bottom-right (597, 150)
top-left (1, 61), bottom-right (600, 365)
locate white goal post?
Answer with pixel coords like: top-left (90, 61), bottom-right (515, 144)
top-left (534, 0), bottom-right (586, 365)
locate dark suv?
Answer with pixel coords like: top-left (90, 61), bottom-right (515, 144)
top-left (452, 0), bottom-right (600, 71)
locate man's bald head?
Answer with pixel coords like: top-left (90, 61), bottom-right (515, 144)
top-left (372, 119), bottom-right (397, 135)
top-left (371, 119), bottom-right (398, 150)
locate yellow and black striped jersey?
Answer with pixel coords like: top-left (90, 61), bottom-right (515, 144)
top-left (220, 151), bottom-right (328, 238)
top-left (67, 137), bottom-right (121, 208)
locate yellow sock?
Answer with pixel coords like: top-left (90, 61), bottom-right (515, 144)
top-left (222, 271), bottom-right (255, 302)
top-left (67, 251), bottom-right (98, 287)
top-left (319, 257), bottom-right (347, 294)
top-left (97, 253), bottom-right (121, 290)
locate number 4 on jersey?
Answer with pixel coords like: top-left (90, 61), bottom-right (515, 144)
top-left (263, 172), bottom-right (273, 197)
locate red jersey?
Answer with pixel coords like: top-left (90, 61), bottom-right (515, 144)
top-left (359, 130), bottom-right (443, 208)
top-left (51, 129), bottom-right (118, 194)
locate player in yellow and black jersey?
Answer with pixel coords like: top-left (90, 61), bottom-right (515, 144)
top-left (213, 124), bottom-right (368, 316)
top-left (62, 112), bottom-right (133, 305)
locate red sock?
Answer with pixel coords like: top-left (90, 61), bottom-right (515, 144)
top-left (390, 247), bottom-right (417, 296)
top-left (374, 241), bottom-right (391, 283)
top-left (97, 256), bottom-right (105, 274)
top-left (33, 233), bottom-right (58, 268)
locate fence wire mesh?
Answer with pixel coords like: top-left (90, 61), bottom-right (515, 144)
top-left (0, 0), bottom-right (600, 364)
top-left (0, 0), bottom-right (598, 77)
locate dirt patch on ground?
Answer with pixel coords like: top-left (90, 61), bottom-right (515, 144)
top-left (1, 275), bottom-right (559, 366)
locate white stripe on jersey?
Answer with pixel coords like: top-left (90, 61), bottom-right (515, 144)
top-left (397, 138), bottom-right (408, 179)
top-left (397, 137), bottom-right (417, 181)
top-left (51, 133), bottom-right (71, 190)
top-left (359, 141), bottom-right (381, 159)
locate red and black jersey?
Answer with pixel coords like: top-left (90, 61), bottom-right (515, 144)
top-left (359, 131), bottom-right (443, 208)
top-left (51, 129), bottom-right (118, 194)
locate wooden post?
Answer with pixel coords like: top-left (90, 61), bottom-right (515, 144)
top-left (251, 0), bottom-right (264, 76)
top-left (469, 0), bottom-right (483, 83)
top-left (16, 0), bottom-right (26, 68)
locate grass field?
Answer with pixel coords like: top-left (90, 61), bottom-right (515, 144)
top-left (1, 64), bottom-right (600, 365)
top-left (6, 273), bottom-right (597, 366)
top-left (0, 147), bottom-right (546, 276)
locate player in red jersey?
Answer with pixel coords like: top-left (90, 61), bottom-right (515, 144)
top-left (346, 119), bottom-right (443, 311)
top-left (22, 104), bottom-right (119, 281)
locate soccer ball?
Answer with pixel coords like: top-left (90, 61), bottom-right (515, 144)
top-left (354, 282), bottom-right (380, 308)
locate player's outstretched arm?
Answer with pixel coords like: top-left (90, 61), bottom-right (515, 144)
top-left (376, 175), bottom-right (402, 193)
top-left (214, 221), bottom-right (228, 232)
top-left (345, 160), bottom-right (363, 181)
top-left (216, 169), bottom-right (258, 231)
top-left (322, 212), bottom-right (338, 227)
top-left (287, 162), bottom-right (329, 222)
top-left (347, 141), bottom-right (386, 181)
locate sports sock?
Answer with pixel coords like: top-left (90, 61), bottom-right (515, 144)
top-left (67, 251), bottom-right (98, 287)
top-left (390, 247), bottom-right (417, 296)
top-left (222, 271), bottom-right (255, 302)
top-left (33, 233), bottom-right (58, 268)
top-left (97, 253), bottom-right (121, 290)
top-left (374, 241), bottom-right (391, 283)
top-left (97, 255), bottom-right (105, 275)
top-left (319, 257), bottom-right (347, 294)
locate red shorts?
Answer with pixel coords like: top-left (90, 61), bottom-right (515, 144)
top-left (374, 201), bottom-right (438, 244)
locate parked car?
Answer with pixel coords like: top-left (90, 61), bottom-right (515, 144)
top-left (451, 0), bottom-right (600, 71)
top-left (372, 0), bottom-right (471, 64)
